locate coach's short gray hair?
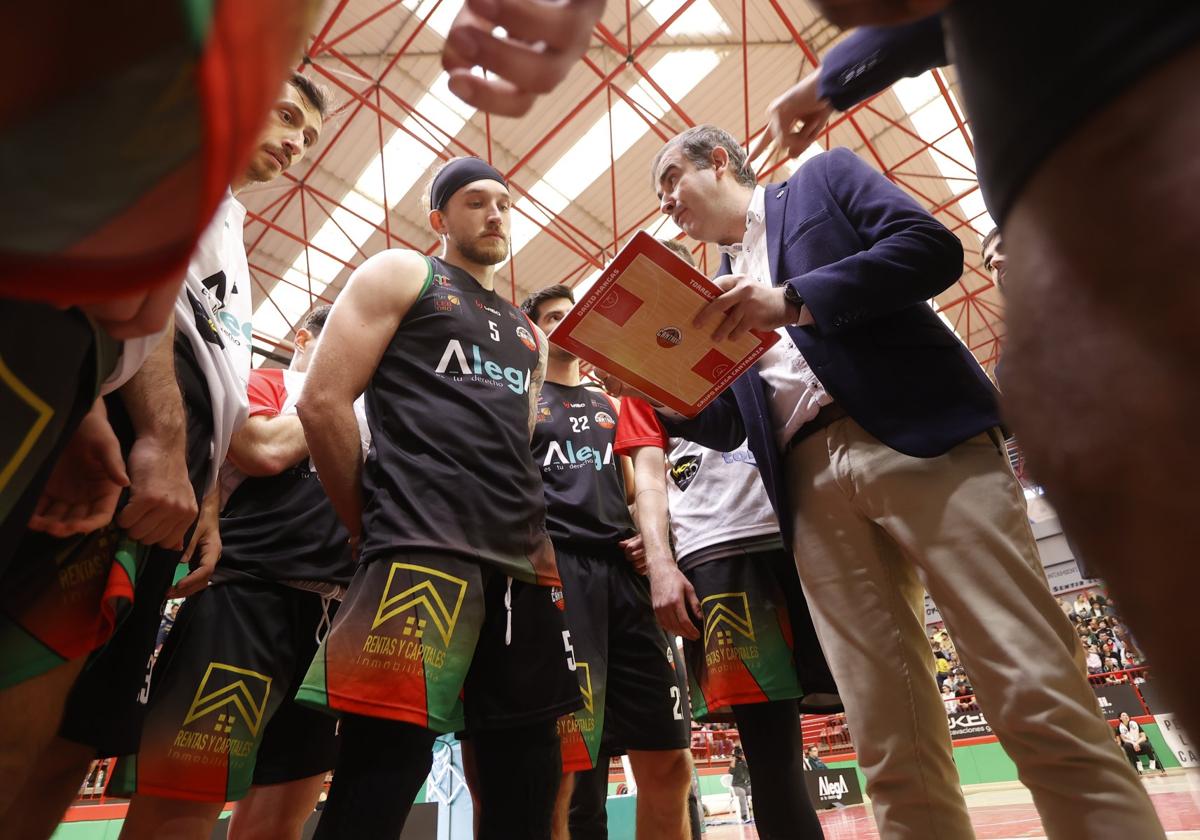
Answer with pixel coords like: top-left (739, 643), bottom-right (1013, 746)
top-left (651, 125), bottom-right (757, 190)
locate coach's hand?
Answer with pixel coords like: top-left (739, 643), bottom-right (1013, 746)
top-left (170, 492), bottom-right (221, 598)
top-left (117, 434), bottom-right (197, 550)
top-left (29, 399), bottom-right (128, 537)
top-left (648, 561), bottom-right (701, 640)
top-left (695, 275), bottom-right (814, 342)
top-left (751, 71), bottom-right (833, 162)
top-left (443, 0), bottom-right (606, 117)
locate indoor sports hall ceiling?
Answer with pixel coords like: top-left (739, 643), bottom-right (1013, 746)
top-left (241, 0), bottom-right (1003, 373)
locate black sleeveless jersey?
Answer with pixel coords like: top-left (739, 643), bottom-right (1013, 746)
top-left (530, 382), bottom-right (635, 548)
top-left (215, 369), bottom-right (355, 587)
top-left (359, 255), bottom-right (557, 586)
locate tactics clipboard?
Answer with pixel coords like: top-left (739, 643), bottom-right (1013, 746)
top-left (549, 232), bottom-right (778, 417)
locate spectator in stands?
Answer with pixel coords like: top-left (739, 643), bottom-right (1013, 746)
top-left (1086, 645), bottom-right (1104, 674)
top-left (1117, 713), bottom-right (1167, 776)
top-left (729, 747), bottom-right (752, 823)
top-left (803, 746), bottom-right (828, 771)
top-left (941, 683), bottom-right (958, 715)
top-left (935, 653), bottom-right (951, 687)
top-left (1074, 593), bottom-right (1094, 619)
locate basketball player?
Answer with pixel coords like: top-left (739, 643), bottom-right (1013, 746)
top-left (617, 399), bottom-right (839, 840)
top-left (611, 241), bottom-right (837, 840)
top-left (293, 156), bottom-right (581, 839)
top-left (109, 305), bottom-right (360, 840)
top-left (521, 284), bottom-right (693, 840)
top-left (0, 75), bottom-right (328, 839)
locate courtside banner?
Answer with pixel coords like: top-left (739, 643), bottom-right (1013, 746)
top-left (550, 232), bottom-right (778, 417)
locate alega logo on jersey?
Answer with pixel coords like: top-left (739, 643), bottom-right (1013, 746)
top-left (542, 439), bottom-right (613, 471)
top-left (435, 339), bottom-right (531, 395)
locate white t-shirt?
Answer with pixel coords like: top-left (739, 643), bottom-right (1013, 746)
top-left (1119, 720), bottom-right (1142, 744)
top-left (722, 186), bottom-right (832, 450)
top-left (173, 190), bottom-right (253, 494)
top-left (665, 437), bottom-right (781, 568)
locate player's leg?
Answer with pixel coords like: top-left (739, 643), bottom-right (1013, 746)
top-left (0, 524), bottom-right (149, 832)
top-left (119, 798), bottom-right (225, 840)
top-left (302, 555), bottom-right (488, 838)
top-left (625, 748), bottom-right (692, 840)
top-left (115, 582), bottom-right (326, 839)
top-left (4, 738), bottom-right (100, 840)
top-left (228, 775), bottom-right (329, 840)
top-left (555, 546), bottom-right (612, 836)
top-left (730, 699), bottom-right (823, 840)
top-left (228, 595), bottom-right (342, 840)
top-left (568, 752), bottom-right (611, 840)
top-left (552, 772), bottom-right (576, 840)
top-left (601, 558), bottom-right (692, 840)
top-left (0, 658), bottom-right (87, 820)
top-left (313, 713), bottom-right (438, 839)
top-left (472, 718), bottom-right (563, 839)
top-left (462, 574), bottom-right (581, 839)
top-left (1000, 34), bottom-right (1200, 737)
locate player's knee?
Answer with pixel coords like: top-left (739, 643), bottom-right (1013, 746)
top-left (635, 749), bottom-right (692, 795)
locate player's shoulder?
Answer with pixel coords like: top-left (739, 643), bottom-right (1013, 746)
top-left (342, 249), bottom-right (431, 301)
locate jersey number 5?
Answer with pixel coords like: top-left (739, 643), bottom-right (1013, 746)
top-left (562, 630), bottom-right (577, 671)
top-left (488, 320), bottom-right (500, 342)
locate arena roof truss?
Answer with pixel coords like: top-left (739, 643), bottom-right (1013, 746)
top-left (241, 0), bottom-right (1004, 374)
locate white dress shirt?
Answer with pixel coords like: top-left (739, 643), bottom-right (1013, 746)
top-left (719, 185), bottom-right (832, 450)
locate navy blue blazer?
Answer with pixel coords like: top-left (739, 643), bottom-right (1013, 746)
top-left (664, 148), bottom-right (1000, 548)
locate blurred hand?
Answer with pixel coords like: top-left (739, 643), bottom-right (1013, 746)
top-left (647, 561), bottom-right (701, 640)
top-left (808, 0), bottom-right (950, 28)
top-left (117, 434), bottom-right (197, 549)
top-left (169, 492), bottom-right (220, 598)
top-left (29, 399), bottom-right (128, 537)
top-left (694, 274), bottom-right (813, 342)
top-left (620, 534), bottom-right (647, 574)
top-left (443, 0), bottom-right (606, 117)
top-left (750, 71), bottom-right (833, 162)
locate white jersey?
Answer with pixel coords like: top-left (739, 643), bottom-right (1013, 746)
top-left (665, 437), bottom-right (781, 568)
top-left (173, 190), bottom-right (253, 495)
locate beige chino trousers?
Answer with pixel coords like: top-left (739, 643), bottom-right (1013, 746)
top-left (785, 418), bottom-right (1163, 840)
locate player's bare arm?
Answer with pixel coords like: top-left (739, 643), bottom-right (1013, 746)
top-left (228, 414), bottom-right (308, 477)
top-left (116, 315), bottom-right (199, 549)
top-left (631, 445), bottom-right (701, 640)
top-left (297, 249), bottom-right (429, 538)
top-left (527, 323), bottom-right (550, 438)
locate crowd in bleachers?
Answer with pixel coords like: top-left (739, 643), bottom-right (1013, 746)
top-left (929, 587), bottom-right (1147, 717)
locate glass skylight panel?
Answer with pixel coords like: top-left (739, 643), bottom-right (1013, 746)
top-left (638, 0), bottom-right (731, 36)
top-left (401, 0), bottom-right (461, 38)
top-left (891, 73), bottom-right (994, 236)
top-left (507, 49), bottom-right (720, 260)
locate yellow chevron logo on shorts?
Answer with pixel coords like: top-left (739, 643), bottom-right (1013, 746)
top-left (576, 661), bottom-right (594, 715)
top-left (702, 592), bottom-right (755, 648)
top-left (372, 562), bottom-right (469, 646)
top-left (181, 663), bottom-right (273, 737)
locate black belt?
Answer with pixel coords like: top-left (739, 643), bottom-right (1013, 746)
top-left (784, 403), bottom-right (849, 454)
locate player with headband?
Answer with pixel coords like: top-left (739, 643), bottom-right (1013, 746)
top-left (294, 156), bottom-right (582, 839)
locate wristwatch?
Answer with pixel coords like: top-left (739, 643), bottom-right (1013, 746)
top-left (782, 283), bottom-right (806, 324)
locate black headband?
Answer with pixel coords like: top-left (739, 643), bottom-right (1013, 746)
top-left (431, 158), bottom-right (508, 211)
